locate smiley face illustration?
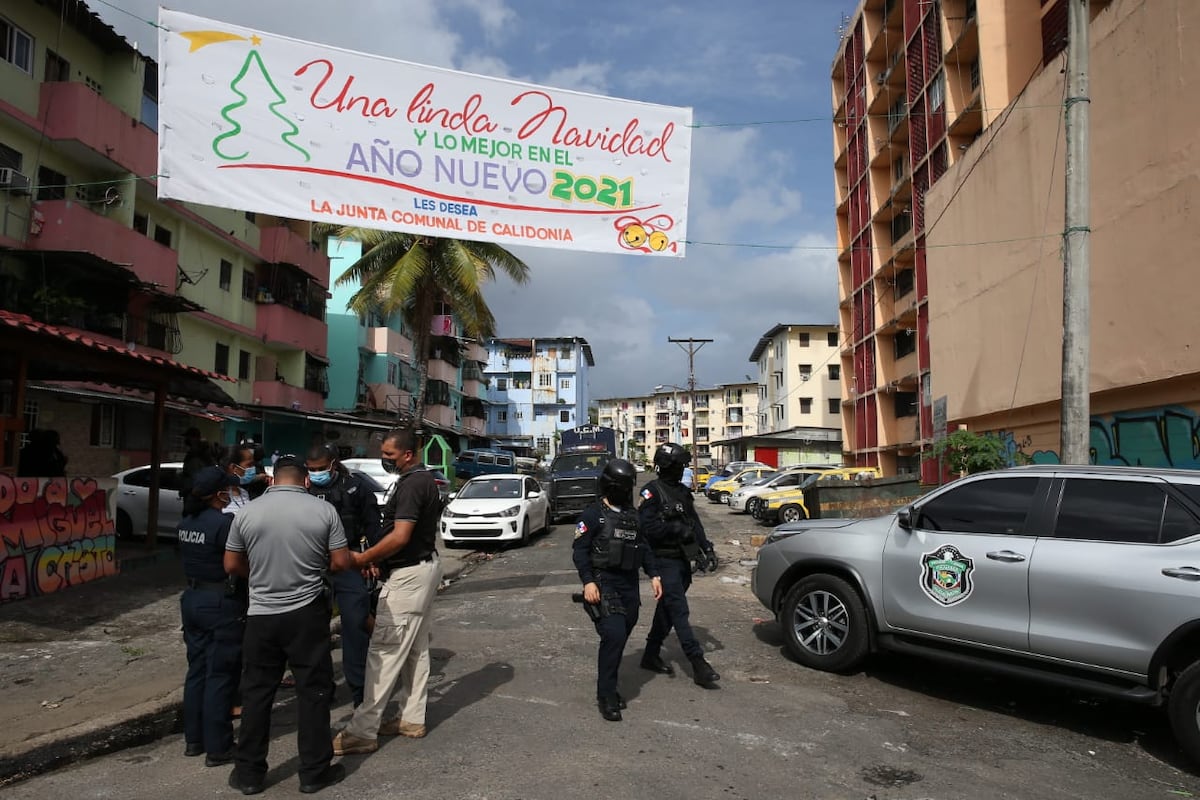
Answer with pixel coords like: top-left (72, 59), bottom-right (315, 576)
top-left (648, 231), bottom-right (670, 251)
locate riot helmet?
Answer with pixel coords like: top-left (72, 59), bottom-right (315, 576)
top-left (598, 458), bottom-right (638, 505)
top-left (653, 442), bottom-right (690, 482)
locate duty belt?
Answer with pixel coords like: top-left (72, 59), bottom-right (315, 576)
top-left (186, 578), bottom-right (228, 592)
top-left (385, 553), bottom-right (436, 571)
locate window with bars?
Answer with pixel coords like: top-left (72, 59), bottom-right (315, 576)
top-left (219, 260), bottom-right (232, 291)
top-left (0, 17), bottom-right (33, 74)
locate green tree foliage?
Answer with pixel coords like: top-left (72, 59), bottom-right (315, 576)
top-left (923, 429), bottom-right (1029, 475)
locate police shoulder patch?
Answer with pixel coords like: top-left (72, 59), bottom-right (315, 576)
top-left (640, 488), bottom-right (653, 500)
top-left (574, 520), bottom-right (588, 539)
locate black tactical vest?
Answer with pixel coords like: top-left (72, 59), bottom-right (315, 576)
top-left (313, 471), bottom-right (365, 543)
top-left (590, 506), bottom-right (643, 572)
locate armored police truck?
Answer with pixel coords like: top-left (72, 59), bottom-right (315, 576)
top-left (547, 425), bottom-right (616, 522)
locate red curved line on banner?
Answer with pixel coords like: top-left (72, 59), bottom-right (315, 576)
top-left (216, 164), bottom-right (663, 216)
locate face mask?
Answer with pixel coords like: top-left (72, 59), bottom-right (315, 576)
top-left (380, 458), bottom-right (400, 475)
top-left (240, 465), bottom-right (257, 485)
top-left (308, 469), bottom-right (333, 487)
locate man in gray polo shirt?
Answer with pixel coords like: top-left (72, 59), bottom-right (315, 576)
top-left (224, 455), bottom-right (353, 795)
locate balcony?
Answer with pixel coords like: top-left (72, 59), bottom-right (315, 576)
top-left (427, 358), bottom-right (458, 383)
top-left (366, 326), bottom-right (413, 360)
top-left (424, 404), bottom-right (456, 429)
top-left (461, 415), bottom-right (486, 435)
top-left (27, 200), bottom-right (176, 289)
top-left (259, 225), bottom-right (329, 283)
top-left (253, 380), bottom-right (324, 411)
top-left (465, 341), bottom-right (488, 363)
top-left (462, 378), bottom-right (484, 398)
top-left (364, 383), bottom-right (413, 415)
top-left (38, 82), bottom-right (157, 177)
top-left (255, 302), bottom-right (328, 357)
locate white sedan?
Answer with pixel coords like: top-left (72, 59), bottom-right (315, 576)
top-left (728, 469), bottom-right (815, 513)
top-left (113, 462), bottom-right (187, 538)
top-left (440, 474), bottom-right (551, 547)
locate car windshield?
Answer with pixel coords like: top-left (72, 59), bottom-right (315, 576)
top-left (459, 478), bottom-right (523, 499)
top-left (800, 474), bottom-right (822, 489)
top-left (751, 474), bottom-right (779, 486)
top-left (345, 460), bottom-right (389, 479)
top-left (552, 454), bottom-right (606, 472)
top-left (350, 471), bottom-right (385, 492)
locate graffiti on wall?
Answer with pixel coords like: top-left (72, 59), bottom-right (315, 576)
top-left (0, 475), bottom-right (119, 603)
top-left (999, 404), bottom-right (1200, 468)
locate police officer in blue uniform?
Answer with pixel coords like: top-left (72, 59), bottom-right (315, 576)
top-left (178, 466), bottom-right (244, 766)
top-left (305, 443), bottom-right (381, 707)
top-left (638, 442), bottom-right (721, 687)
top-left (572, 459), bottom-right (662, 721)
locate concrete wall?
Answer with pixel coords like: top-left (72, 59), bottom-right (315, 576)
top-left (927, 0), bottom-right (1200, 439)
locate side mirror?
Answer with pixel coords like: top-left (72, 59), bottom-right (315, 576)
top-left (526, 491), bottom-right (540, 499)
top-left (897, 507), bottom-right (914, 529)
top-left (448, 492), bottom-right (457, 500)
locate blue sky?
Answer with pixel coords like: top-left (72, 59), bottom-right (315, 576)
top-left (100, 0), bottom-right (858, 398)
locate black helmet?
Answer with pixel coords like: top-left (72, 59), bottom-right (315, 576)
top-left (653, 443), bottom-right (690, 469)
top-left (599, 458), bottom-right (638, 504)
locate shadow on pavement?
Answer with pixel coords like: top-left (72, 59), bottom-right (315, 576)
top-left (427, 661), bottom-right (515, 729)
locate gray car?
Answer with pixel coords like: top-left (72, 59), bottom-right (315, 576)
top-left (751, 464), bottom-right (1200, 763)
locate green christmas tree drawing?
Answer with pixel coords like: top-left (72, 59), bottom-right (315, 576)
top-left (212, 48), bottom-right (310, 163)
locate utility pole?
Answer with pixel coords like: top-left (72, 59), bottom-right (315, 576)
top-left (669, 336), bottom-right (713, 478)
top-left (1061, 0), bottom-right (1091, 464)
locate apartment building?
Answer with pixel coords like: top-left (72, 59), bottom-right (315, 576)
top-left (485, 337), bottom-right (593, 458)
top-left (323, 237), bottom-right (489, 452)
top-left (831, 0), bottom-right (1095, 477)
top-left (597, 382), bottom-right (759, 468)
top-left (0, 0), bottom-right (335, 469)
top-left (924, 0), bottom-right (1195, 468)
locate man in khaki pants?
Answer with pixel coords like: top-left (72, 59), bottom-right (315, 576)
top-left (334, 427), bottom-right (443, 754)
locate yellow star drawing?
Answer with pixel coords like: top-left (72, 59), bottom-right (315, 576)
top-left (251, 35), bottom-right (262, 46)
top-left (180, 30), bottom-right (248, 52)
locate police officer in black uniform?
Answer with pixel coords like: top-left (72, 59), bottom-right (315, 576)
top-left (177, 466), bottom-right (244, 766)
top-left (638, 442), bottom-right (721, 687)
top-left (305, 442), bottom-right (381, 707)
top-left (572, 459), bottom-right (663, 721)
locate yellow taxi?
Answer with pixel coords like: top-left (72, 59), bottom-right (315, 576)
top-left (704, 466), bottom-right (776, 504)
top-left (750, 466), bottom-right (883, 524)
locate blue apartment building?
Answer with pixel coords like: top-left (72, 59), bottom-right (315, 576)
top-left (484, 337), bottom-right (594, 458)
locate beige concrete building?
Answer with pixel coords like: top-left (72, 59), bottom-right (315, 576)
top-left (832, 0), bottom-right (1112, 477)
top-left (926, 0), bottom-right (1198, 468)
top-left (597, 382), bottom-right (758, 467)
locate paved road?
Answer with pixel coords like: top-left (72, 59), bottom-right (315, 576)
top-left (8, 490), bottom-right (1200, 798)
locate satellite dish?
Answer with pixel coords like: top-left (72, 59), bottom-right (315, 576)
top-left (103, 186), bottom-right (122, 205)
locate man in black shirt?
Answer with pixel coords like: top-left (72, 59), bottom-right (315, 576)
top-left (333, 427), bottom-right (443, 756)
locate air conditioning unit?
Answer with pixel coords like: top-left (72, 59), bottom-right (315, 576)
top-left (0, 168), bottom-right (32, 195)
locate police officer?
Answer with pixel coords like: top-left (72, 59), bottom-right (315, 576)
top-left (573, 459), bottom-right (663, 721)
top-left (305, 442), bottom-right (381, 707)
top-left (638, 442), bottom-right (721, 687)
top-left (177, 465), bottom-right (244, 766)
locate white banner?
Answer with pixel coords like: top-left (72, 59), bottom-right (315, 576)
top-left (157, 10), bottom-right (692, 256)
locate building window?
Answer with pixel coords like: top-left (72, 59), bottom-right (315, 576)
top-left (90, 404), bottom-right (115, 447)
top-left (133, 213), bottom-right (148, 235)
top-left (799, 398), bottom-right (813, 414)
top-left (214, 343), bottom-right (230, 375)
top-left (497, 410), bottom-right (507, 422)
top-left (894, 391), bottom-right (918, 418)
top-left (0, 17), bottom-right (33, 74)
top-left (36, 166), bottom-right (67, 201)
top-left (560, 410), bottom-right (570, 423)
top-left (496, 378), bottom-right (508, 391)
top-left (560, 378), bottom-right (571, 390)
top-left (895, 330), bottom-right (917, 359)
top-left (44, 49), bottom-right (68, 82)
top-left (829, 364), bottom-right (840, 380)
top-left (828, 398), bottom-right (840, 415)
top-left (20, 398), bottom-right (38, 448)
top-left (387, 360), bottom-right (398, 386)
top-left (797, 332), bottom-right (810, 347)
top-left (537, 436), bottom-right (550, 453)
top-left (153, 224), bottom-right (173, 248)
top-left (828, 332), bottom-right (838, 347)
top-left (561, 347), bottom-right (572, 360)
top-left (799, 364), bottom-right (813, 380)
top-left (538, 373), bottom-right (552, 388)
top-left (244, 210), bottom-right (256, 222)
top-left (238, 350), bottom-right (251, 380)
top-left (929, 70), bottom-right (945, 111)
top-left (892, 157), bottom-right (906, 183)
top-left (219, 259), bottom-right (232, 291)
top-left (241, 269), bottom-right (256, 300)
top-left (0, 142), bottom-right (20, 171)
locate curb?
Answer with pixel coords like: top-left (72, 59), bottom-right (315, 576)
top-left (0, 553), bottom-right (473, 787)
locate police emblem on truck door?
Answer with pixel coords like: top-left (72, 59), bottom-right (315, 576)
top-left (920, 545), bottom-right (975, 606)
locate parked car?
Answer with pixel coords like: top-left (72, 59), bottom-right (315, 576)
top-left (750, 466), bottom-right (882, 523)
top-left (440, 473), bottom-right (551, 547)
top-left (703, 460), bottom-right (768, 493)
top-left (340, 458), bottom-right (450, 505)
top-left (705, 466), bottom-right (775, 504)
top-left (751, 464), bottom-right (1200, 764)
top-left (729, 468), bottom-right (826, 513)
top-left (452, 448), bottom-right (517, 481)
top-left (113, 462), bottom-right (186, 539)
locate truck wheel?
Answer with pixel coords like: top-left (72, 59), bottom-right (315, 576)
top-left (779, 504), bottom-right (807, 523)
top-left (1169, 661), bottom-right (1200, 764)
top-left (780, 574), bottom-right (869, 673)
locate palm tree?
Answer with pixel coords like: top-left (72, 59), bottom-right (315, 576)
top-left (328, 229), bottom-right (530, 429)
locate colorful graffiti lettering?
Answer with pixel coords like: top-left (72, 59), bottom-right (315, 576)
top-left (0, 475), bottom-right (119, 603)
top-left (1000, 404), bottom-right (1200, 468)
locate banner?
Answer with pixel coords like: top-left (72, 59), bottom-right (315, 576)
top-left (157, 10), bottom-right (692, 256)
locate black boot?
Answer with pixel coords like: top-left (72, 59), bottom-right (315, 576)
top-left (615, 693), bottom-right (628, 710)
top-left (598, 695), bottom-right (622, 721)
top-left (689, 655), bottom-right (720, 687)
top-left (640, 651), bottom-right (674, 675)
